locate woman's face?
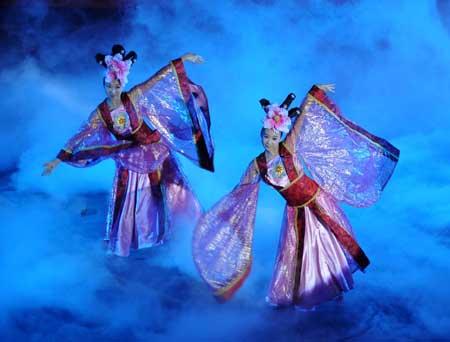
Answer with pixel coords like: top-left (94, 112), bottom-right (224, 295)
top-left (261, 128), bottom-right (281, 154)
top-left (104, 78), bottom-right (123, 98)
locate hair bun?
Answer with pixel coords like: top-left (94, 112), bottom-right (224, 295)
top-left (95, 44), bottom-right (138, 67)
top-left (259, 93), bottom-right (296, 113)
top-left (281, 93), bottom-right (296, 109)
top-left (95, 53), bottom-right (107, 68)
top-left (112, 44), bottom-right (126, 57)
top-left (288, 107), bottom-right (301, 118)
top-left (124, 51), bottom-right (138, 64)
top-left (259, 98), bottom-right (270, 111)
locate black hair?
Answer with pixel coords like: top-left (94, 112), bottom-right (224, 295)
top-left (95, 44), bottom-right (138, 68)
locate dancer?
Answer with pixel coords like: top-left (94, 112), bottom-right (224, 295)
top-left (193, 84), bottom-right (399, 309)
top-left (43, 44), bottom-right (214, 257)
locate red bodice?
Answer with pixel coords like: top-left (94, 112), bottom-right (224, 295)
top-left (98, 92), bottom-right (161, 145)
top-left (255, 143), bottom-right (320, 207)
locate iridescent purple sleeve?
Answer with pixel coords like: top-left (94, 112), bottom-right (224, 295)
top-left (292, 86), bottom-right (400, 207)
top-left (193, 161), bottom-right (260, 301)
top-left (57, 109), bottom-right (131, 168)
top-left (129, 58), bottom-right (214, 171)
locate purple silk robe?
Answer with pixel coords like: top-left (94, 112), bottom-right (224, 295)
top-left (193, 85), bottom-right (399, 309)
top-left (57, 58), bottom-right (214, 256)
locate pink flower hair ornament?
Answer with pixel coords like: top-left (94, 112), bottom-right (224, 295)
top-left (262, 103), bottom-right (292, 133)
top-left (104, 53), bottom-right (132, 85)
top-left (95, 44), bottom-right (137, 86)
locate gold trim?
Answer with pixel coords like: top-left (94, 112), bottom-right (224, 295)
top-left (126, 90), bottom-right (144, 134)
top-left (129, 85), bottom-right (143, 100)
top-left (172, 62), bottom-right (188, 108)
top-left (294, 188), bottom-right (320, 208)
top-left (281, 141), bottom-right (293, 155)
top-left (75, 143), bottom-right (130, 152)
top-left (170, 61), bottom-right (196, 136)
top-left (279, 173), bottom-right (304, 192)
top-left (214, 256), bottom-right (253, 296)
top-left (308, 94), bottom-right (398, 160)
top-left (171, 62), bottom-right (182, 95)
top-left (127, 87), bottom-right (140, 104)
top-left (131, 119), bottom-right (143, 134)
top-left (292, 207), bottom-right (300, 293)
top-left (96, 108), bottom-right (107, 127)
top-left (312, 200), bottom-right (330, 218)
top-left (281, 142), bottom-right (301, 179)
top-left (253, 158), bottom-right (260, 174)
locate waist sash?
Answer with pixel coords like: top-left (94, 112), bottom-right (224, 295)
top-left (255, 143), bottom-right (320, 207)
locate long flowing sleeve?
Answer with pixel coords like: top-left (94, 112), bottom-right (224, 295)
top-left (128, 58), bottom-right (214, 171)
top-left (285, 85), bottom-right (399, 207)
top-left (57, 109), bottom-right (132, 168)
top-left (193, 161), bottom-right (260, 301)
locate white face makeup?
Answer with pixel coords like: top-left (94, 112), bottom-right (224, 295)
top-left (261, 128), bottom-right (281, 155)
top-left (104, 78), bottom-right (123, 99)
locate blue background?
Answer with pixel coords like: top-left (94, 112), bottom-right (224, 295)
top-left (1, 1), bottom-right (449, 340)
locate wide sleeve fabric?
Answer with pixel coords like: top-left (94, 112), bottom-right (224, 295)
top-left (192, 160), bottom-right (260, 301)
top-left (284, 85), bottom-right (400, 208)
top-left (128, 58), bottom-right (214, 171)
top-left (160, 154), bottom-right (203, 228)
top-left (56, 109), bottom-right (132, 168)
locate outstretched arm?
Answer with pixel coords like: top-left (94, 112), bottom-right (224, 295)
top-left (284, 84), bottom-right (335, 151)
top-left (130, 53), bottom-right (204, 95)
top-left (282, 83), bottom-right (400, 208)
top-left (42, 109), bottom-right (114, 174)
top-left (42, 110), bottom-right (102, 175)
top-left (239, 159), bottom-right (260, 185)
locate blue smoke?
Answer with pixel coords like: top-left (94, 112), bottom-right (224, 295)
top-left (1, 0), bottom-right (449, 340)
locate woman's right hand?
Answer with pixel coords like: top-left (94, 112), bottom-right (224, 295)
top-left (316, 84), bottom-right (336, 93)
top-left (42, 159), bottom-right (61, 176)
top-left (181, 53), bottom-right (204, 64)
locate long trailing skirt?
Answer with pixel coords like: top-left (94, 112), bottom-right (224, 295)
top-left (267, 189), bottom-right (367, 309)
top-left (105, 155), bottom-right (201, 257)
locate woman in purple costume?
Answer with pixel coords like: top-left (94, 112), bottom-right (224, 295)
top-left (43, 44), bottom-right (214, 257)
top-left (193, 84), bottom-right (399, 310)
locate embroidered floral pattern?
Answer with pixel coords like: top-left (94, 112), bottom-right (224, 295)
top-left (275, 164), bottom-right (285, 177)
top-left (111, 108), bottom-right (131, 134)
top-left (116, 115), bottom-right (127, 128)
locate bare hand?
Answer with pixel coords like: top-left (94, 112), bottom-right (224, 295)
top-left (42, 159), bottom-right (61, 176)
top-left (182, 53), bottom-right (204, 64)
top-left (316, 84), bottom-right (336, 93)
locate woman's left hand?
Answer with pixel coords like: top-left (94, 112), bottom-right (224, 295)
top-left (42, 158), bottom-right (61, 176)
top-left (182, 53), bottom-right (204, 64)
top-left (316, 84), bottom-right (335, 93)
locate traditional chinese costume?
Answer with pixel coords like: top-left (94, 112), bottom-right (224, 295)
top-left (193, 86), bottom-right (398, 309)
top-left (57, 58), bottom-right (214, 256)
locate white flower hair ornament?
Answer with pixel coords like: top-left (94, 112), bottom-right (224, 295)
top-left (95, 44), bottom-right (137, 86)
